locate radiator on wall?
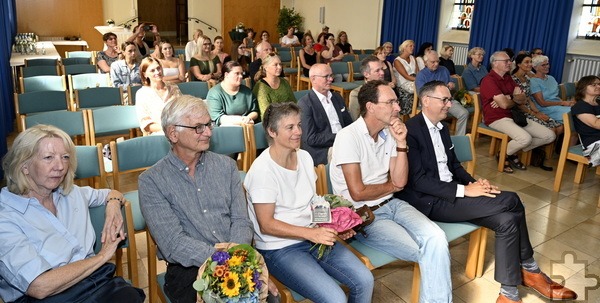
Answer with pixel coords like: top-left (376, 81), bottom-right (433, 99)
top-left (567, 57), bottom-right (600, 82)
top-left (444, 42), bottom-right (469, 66)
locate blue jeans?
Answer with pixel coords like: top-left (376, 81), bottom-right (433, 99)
top-left (355, 198), bottom-right (452, 303)
top-left (259, 241), bottom-right (374, 303)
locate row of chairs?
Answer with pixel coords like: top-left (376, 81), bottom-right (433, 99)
top-left (20, 55), bottom-right (97, 79)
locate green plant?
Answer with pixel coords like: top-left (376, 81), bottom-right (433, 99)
top-left (277, 7), bottom-right (303, 36)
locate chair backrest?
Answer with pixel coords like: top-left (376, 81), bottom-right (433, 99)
top-left (351, 60), bottom-right (363, 81)
top-left (75, 87), bottom-right (124, 109)
top-left (293, 90), bottom-right (310, 100)
top-left (357, 54), bottom-right (370, 61)
top-left (24, 58), bottom-right (58, 67)
top-left (62, 57), bottom-right (92, 65)
top-left (470, 93), bottom-right (483, 133)
top-left (362, 49), bottom-right (375, 55)
top-left (15, 90), bottom-right (69, 115)
top-left (329, 62), bottom-right (350, 80)
top-left (24, 110), bottom-right (90, 145)
top-left (451, 134), bottom-right (476, 175)
top-left (208, 126), bottom-right (246, 155)
top-left (62, 64), bottom-right (97, 76)
top-left (21, 65), bottom-right (60, 77)
top-left (278, 50), bottom-right (293, 66)
top-left (559, 82), bottom-right (577, 100)
top-left (110, 135), bottom-right (171, 191)
top-left (69, 73), bottom-right (111, 91)
top-left (341, 54), bottom-right (356, 62)
top-left (314, 164), bottom-right (327, 196)
top-left (65, 51), bottom-right (93, 58)
top-left (20, 75), bottom-right (66, 93)
top-left (455, 64), bottom-right (466, 76)
top-left (254, 122), bottom-right (269, 150)
top-left (85, 105), bottom-right (140, 145)
top-left (74, 144), bottom-right (105, 186)
top-left (128, 85), bottom-right (143, 105)
top-left (177, 81), bottom-right (209, 99)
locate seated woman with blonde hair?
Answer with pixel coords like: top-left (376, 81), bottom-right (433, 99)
top-left (190, 35), bottom-right (222, 83)
top-left (252, 53), bottom-right (296, 118)
top-left (156, 41), bottom-right (185, 84)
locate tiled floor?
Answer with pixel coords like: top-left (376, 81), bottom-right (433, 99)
top-left (119, 137), bottom-right (599, 303)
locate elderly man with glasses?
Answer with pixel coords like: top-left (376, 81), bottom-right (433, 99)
top-left (138, 95), bottom-right (255, 302)
top-left (298, 63), bottom-right (353, 165)
top-left (330, 80), bottom-right (453, 303)
top-left (415, 50), bottom-right (469, 135)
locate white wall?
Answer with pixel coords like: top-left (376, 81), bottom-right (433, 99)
top-left (187, 0), bottom-right (222, 41)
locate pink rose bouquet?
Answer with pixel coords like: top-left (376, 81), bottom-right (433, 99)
top-left (312, 195), bottom-right (362, 259)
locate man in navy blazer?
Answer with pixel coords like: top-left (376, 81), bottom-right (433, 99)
top-left (396, 81), bottom-right (577, 303)
top-left (298, 64), bottom-right (353, 165)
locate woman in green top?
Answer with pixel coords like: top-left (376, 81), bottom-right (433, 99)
top-left (207, 61), bottom-right (259, 126)
top-left (190, 35), bottom-right (222, 83)
top-left (252, 53), bottom-right (296, 118)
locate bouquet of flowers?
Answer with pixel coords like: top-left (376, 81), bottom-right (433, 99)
top-left (106, 19), bottom-right (115, 26)
top-left (236, 22), bottom-right (245, 33)
top-left (311, 194), bottom-right (363, 259)
top-left (193, 243), bottom-right (268, 303)
top-left (453, 89), bottom-right (473, 107)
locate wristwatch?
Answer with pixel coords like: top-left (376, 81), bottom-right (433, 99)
top-left (396, 146), bottom-right (409, 153)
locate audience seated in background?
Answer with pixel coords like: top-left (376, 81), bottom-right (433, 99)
top-left (439, 44), bottom-right (458, 76)
top-left (571, 75), bottom-right (600, 167)
top-left (349, 56), bottom-right (386, 120)
top-left (244, 102), bottom-right (374, 303)
top-left (253, 53), bottom-right (296, 119)
top-left (314, 32), bottom-right (327, 53)
top-left (298, 64), bottom-right (353, 165)
top-left (207, 61), bottom-right (259, 126)
top-left (299, 32), bottom-right (318, 77)
top-left (249, 41), bottom-right (277, 86)
top-left (462, 47), bottom-right (488, 92)
top-left (156, 41), bottom-right (185, 84)
top-left (529, 55), bottom-right (574, 123)
top-left (330, 80), bottom-right (452, 303)
top-left (189, 35), bottom-right (222, 84)
top-left (335, 31), bottom-right (354, 54)
top-left (382, 41), bottom-right (395, 63)
top-left (185, 29), bottom-right (203, 61)
top-left (259, 30), bottom-right (270, 44)
top-left (110, 41), bottom-right (141, 88)
top-left (230, 41), bottom-right (252, 78)
top-left (398, 80), bottom-right (576, 303)
top-left (416, 50), bottom-right (468, 136)
top-left (212, 36), bottom-right (231, 65)
top-left (243, 28), bottom-right (256, 53)
top-left (0, 125), bottom-right (145, 303)
top-left (480, 51), bottom-right (556, 173)
top-left (415, 42), bottom-right (433, 71)
top-left (320, 33), bottom-right (344, 65)
top-left (280, 26), bottom-right (301, 47)
top-left (135, 57), bottom-right (182, 135)
top-left (393, 39), bottom-right (419, 94)
top-left (374, 46), bottom-right (397, 85)
top-left (126, 23), bottom-right (160, 63)
top-left (139, 95), bottom-right (257, 303)
top-left (97, 32), bottom-right (120, 73)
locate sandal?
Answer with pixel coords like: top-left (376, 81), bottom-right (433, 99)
top-left (508, 155), bottom-right (527, 170)
top-left (503, 161), bottom-right (514, 173)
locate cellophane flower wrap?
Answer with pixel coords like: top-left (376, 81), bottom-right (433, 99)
top-left (312, 194), bottom-right (363, 258)
top-left (193, 243), bottom-right (268, 303)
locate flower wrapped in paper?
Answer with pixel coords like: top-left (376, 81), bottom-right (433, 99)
top-left (193, 243), bottom-right (269, 303)
top-left (311, 195), bottom-right (363, 258)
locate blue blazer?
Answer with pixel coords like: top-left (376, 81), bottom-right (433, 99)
top-left (298, 90), bottom-right (353, 165)
top-left (395, 113), bottom-right (476, 216)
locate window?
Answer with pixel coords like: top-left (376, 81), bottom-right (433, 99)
top-left (450, 0), bottom-right (475, 31)
top-left (579, 0), bottom-right (600, 39)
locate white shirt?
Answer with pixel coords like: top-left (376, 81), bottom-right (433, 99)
top-left (313, 88), bottom-right (342, 134)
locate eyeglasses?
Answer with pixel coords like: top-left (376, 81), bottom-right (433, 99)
top-left (427, 95), bottom-right (453, 105)
top-left (175, 122), bottom-right (215, 134)
top-left (238, 46), bottom-right (246, 49)
top-left (540, 63), bottom-right (549, 67)
top-left (494, 59), bottom-right (511, 63)
top-left (313, 74), bottom-right (334, 79)
top-left (378, 100), bottom-right (400, 106)
top-left (589, 82), bottom-right (600, 87)
top-left (203, 43), bottom-right (212, 46)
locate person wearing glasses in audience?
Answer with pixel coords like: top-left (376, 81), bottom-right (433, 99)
top-left (244, 102), bottom-right (373, 303)
top-left (416, 50), bottom-right (469, 136)
top-left (138, 95), bottom-right (262, 303)
top-left (156, 41), bottom-right (185, 84)
top-left (190, 35), bottom-right (222, 84)
top-left (529, 55), bottom-right (574, 123)
top-left (462, 47), bottom-right (488, 92)
top-left (298, 64), bottom-right (353, 165)
top-left (97, 32), bottom-right (120, 73)
top-left (330, 80), bottom-right (452, 303)
top-left (110, 42), bottom-right (142, 88)
top-left (253, 53), bottom-right (296, 119)
top-left (136, 57), bottom-right (182, 136)
top-left (399, 80), bottom-right (577, 303)
top-left (571, 75), bottom-right (600, 167)
top-left (480, 51), bottom-right (556, 173)
top-left (230, 41), bottom-right (252, 77)
top-left (207, 61), bottom-right (259, 126)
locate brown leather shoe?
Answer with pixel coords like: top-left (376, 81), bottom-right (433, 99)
top-left (496, 294), bottom-right (522, 303)
top-left (521, 269), bottom-right (578, 300)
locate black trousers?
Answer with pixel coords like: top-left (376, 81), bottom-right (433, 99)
top-left (164, 263), bottom-right (199, 303)
top-left (427, 191), bottom-right (533, 286)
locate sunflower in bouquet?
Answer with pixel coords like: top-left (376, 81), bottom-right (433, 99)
top-left (193, 243), bottom-right (268, 303)
top-left (453, 89), bottom-right (473, 107)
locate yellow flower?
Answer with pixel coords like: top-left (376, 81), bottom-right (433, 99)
top-left (220, 272), bottom-right (241, 297)
top-left (227, 255), bottom-right (243, 267)
top-left (243, 269), bottom-right (255, 292)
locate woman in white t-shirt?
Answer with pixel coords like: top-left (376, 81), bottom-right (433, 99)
top-left (393, 39), bottom-right (419, 93)
top-left (244, 102), bottom-right (373, 303)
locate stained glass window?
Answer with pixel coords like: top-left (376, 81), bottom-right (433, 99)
top-left (579, 0), bottom-right (600, 39)
top-left (450, 0), bottom-right (475, 31)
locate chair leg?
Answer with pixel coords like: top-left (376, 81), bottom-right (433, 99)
top-left (553, 151), bottom-right (568, 192)
top-left (410, 263), bottom-right (420, 303)
top-left (488, 138), bottom-right (498, 156)
top-left (574, 163), bottom-right (587, 183)
top-left (476, 228), bottom-right (488, 277)
top-left (465, 227), bottom-right (487, 279)
top-left (520, 150), bottom-right (532, 166)
top-left (270, 276), bottom-right (296, 303)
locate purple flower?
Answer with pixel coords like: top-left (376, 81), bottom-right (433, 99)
top-left (212, 251), bottom-right (230, 265)
top-left (252, 270), bottom-right (262, 290)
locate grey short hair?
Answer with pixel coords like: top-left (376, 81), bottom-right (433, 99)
top-left (531, 55), bottom-right (549, 67)
top-left (161, 95), bottom-right (209, 139)
top-left (468, 47), bottom-right (485, 58)
top-left (490, 51), bottom-right (508, 63)
top-left (424, 50), bottom-right (439, 63)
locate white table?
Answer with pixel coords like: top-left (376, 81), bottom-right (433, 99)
top-left (10, 42), bottom-right (63, 93)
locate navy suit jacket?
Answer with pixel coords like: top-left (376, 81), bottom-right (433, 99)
top-left (395, 113), bottom-right (476, 216)
top-left (298, 90), bottom-right (353, 165)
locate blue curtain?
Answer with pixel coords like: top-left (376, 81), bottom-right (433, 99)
top-left (380, 0), bottom-right (441, 56)
top-left (0, 0), bottom-right (17, 178)
top-left (469, 0), bottom-right (573, 81)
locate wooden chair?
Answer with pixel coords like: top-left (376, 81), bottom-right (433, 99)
top-left (147, 228), bottom-right (171, 303)
top-left (20, 65), bottom-right (60, 77)
top-left (65, 50), bottom-right (96, 65)
top-left (330, 62), bottom-right (361, 107)
top-left (559, 82), bottom-right (577, 100)
top-left (61, 57), bottom-right (92, 66)
top-left (24, 110), bottom-right (90, 145)
top-left (85, 105), bottom-right (139, 145)
top-left (241, 122), bottom-right (269, 172)
top-left (553, 112), bottom-right (600, 192)
top-left (74, 87), bottom-right (124, 109)
top-left (14, 90), bottom-right (70, 131)
top-left (296, 56), bottom-right (312, 91)
top-left (19, 75), bottom-right (66, 93)
top-left (177, 81), bottom-right (209, 99)
top-left (471, 93), bottom-right (510, 172)
top-left (68, 73), bottom-right (111, 103)
top-left (24, 58), bottom-right (59, 67)
top-left (208, 125), bottom-right (248, 170)
top-left (61, 64), bottom-right (97, 77)
top-left (128, 85), bottom-right (143, 105)
top-left (293, 89), bottom-right (310, 101)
